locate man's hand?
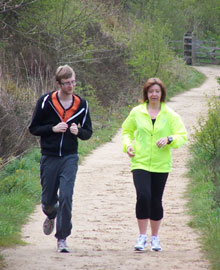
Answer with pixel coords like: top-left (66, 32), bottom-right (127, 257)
top-left (70, 123), bottom-right (79, 135)
top-left (52, 122), bottom-right (68, 133)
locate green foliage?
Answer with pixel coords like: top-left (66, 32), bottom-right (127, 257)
top-left (187, 165), bottom-right (220, 269)
top-left (190, 98), bottom-right (220, 180)
top-left (127, 19), bottom-right (174, 82)
top-left (120, 0), bottom-right (220, 42)
top-left (15, 0), bottom-right (100, 64)
top-left (166, 65), bottom-right (205, 100)
top-left (186, 166), bottom-right (220, 269)
top-left (217, 76), bottom-right (220, 90)
top-left (0, 192), bottom-right (36, 246)
top-left (187, 95), bottom-right (220, 269)
top-left (0, 149), bottom-right (41, 247)
top-left (192, 97), bottom-right (220, 207)
top-left (75, 82), bottom-right (105, 123)
top-left (0, 150), bottom-right (41, 197)
top-left (126, 16), bottom-right (205, 93)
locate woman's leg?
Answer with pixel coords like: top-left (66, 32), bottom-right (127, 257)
top-left (150, 219), bottom-right (162, 236)
top-left (137, 219), bottom-right (148, 234)
top-left (132, 169), bottom-right (152, 221)
top-left (133, 170), bottom-right (150, 235)
top-left (132, 170), bottom-right (152, 251)
top-left (150, 172), bottom-right (168, 251)
top-left (150, 172), bottom-right (168, 234)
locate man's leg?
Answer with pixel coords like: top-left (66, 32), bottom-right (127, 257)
top-left (40, 155), bottom-right (60, 219)
top-left (55, 154), bottom-right (78, 240)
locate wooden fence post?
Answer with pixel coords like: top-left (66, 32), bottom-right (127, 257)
top-left (169, 33), bottom-right (220, 65)
top-left (192, 32), bottom-right (197, 65)
top-left (183, 31), bottom-right (193, 65)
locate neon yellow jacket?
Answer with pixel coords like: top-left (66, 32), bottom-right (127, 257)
top-left (121, 102), bottom-right (187, 172)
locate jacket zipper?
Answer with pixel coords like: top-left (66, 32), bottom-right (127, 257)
top-left (149, 118), bottom-right (154, 171)
top-left (49, 101), bottom-right (85, 157)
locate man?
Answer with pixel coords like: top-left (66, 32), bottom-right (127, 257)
top-left (29, 65), bottom-right (92, 252)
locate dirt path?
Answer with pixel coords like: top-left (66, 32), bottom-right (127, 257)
top-left (2, 66), bottom-right (220, 270)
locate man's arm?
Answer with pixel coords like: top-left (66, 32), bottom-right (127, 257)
top-left (77, 105), bottom-right (93, 140)
top-left (29, 97), bottom-right (54, 136)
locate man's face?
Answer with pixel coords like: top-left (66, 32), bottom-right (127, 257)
top-left (59, 75), bottom-right (76, 95)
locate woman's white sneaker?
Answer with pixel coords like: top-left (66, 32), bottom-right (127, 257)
top-left (150, 236), bottom-right (162, 251)
top-left (134, 235), bottom-right (148, 251)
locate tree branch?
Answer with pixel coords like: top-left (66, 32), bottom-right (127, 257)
top-left (0, 0), bottom-right (39, 14)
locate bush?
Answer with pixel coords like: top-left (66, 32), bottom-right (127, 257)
top-left (127, 19), bottom-right (174, 84)
top-left (187, 96), bottom-right (220, 269)
top-left (0, 79), bottom-right (36, 161)
top-left (190, 97), bottom-right (220, 206)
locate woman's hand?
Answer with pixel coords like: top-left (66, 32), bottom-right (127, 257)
top-left (127, 145), bottom-right (135, 157)
top-left (156, 137), bottom-right (168, 148)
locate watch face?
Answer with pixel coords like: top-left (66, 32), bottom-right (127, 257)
top-left (168, 136), bottom-right (173, 143)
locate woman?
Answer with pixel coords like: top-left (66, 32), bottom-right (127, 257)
top-left (121, 78), bottom-right (187, 252)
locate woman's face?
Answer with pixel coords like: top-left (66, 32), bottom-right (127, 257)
top-left (147, 84), bottom-right (162, 104)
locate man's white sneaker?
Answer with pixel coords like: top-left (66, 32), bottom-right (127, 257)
top-left (134, 235), bottom-right (148, 251)
top-left (57, 239), bottom-right (70, 253)
top-left (43, 217), bottom-right (55, 235)
top-left (150, 236), bottom-right (162, 251)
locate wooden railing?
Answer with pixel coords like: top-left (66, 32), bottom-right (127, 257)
top-left (169, 32), bottom-right (220, 65)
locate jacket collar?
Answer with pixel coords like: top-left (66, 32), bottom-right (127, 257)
top-left (140, 102), bottom-right (166, 114)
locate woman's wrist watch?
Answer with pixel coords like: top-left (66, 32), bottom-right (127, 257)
top-left (167, 136), bottom-right (173, 144)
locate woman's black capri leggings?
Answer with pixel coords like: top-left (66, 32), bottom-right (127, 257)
top-left (132, 169), bottom-right (168, 220)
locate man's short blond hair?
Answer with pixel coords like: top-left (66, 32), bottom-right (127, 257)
top-left (55, 65), bottom-right (75, 83)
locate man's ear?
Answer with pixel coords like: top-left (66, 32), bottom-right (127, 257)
top-left (56, 80), bottom-right (60, 87)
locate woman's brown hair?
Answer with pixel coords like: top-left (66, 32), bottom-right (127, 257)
top-left (142, 78), bottom-right (166, 103)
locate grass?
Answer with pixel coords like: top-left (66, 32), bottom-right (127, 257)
top-left (0, 67), bottom-right (206, 268)
top-left (167, 66), bottom-right (206, 100)
top-left (0, 150), bottom-right (42, 247)
top-left (186, 165), bottom-right (220, 270)
top-left (186, 96), bottom-right (220, 270)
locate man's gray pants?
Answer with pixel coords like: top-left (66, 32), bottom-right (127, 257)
top-left (40, 154), bottom-right (78, 240)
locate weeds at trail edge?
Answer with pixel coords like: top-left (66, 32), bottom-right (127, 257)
top-left (187, 97), bottom-right (220, 270)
